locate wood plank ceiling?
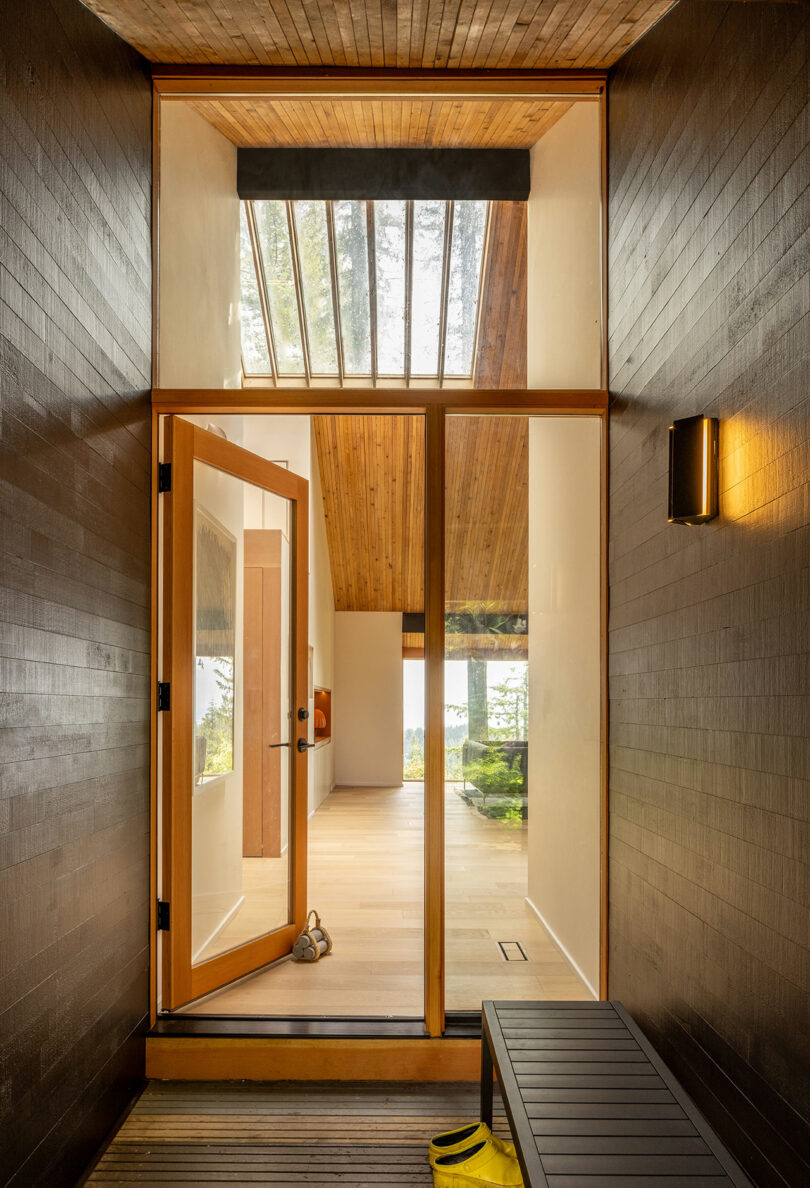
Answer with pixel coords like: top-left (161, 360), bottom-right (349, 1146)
top-left (82, 1), bottom-right (675, 68)
top-left (312, 414), bottom-right (528, 615)
top-left (190, 97), bottom-right (573, 148)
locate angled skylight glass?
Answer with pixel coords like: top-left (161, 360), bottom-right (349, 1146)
top-left (240, 198), bottom-right (490, 385)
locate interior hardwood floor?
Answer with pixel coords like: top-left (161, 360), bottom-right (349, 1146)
top-left (181, 783), bottom-right (590, 1016)
top-left (86, 1081), bottom-right (512, 1184)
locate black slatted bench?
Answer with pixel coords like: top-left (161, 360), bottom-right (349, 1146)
top-left (481, 1000), bottom-right (753, 1187)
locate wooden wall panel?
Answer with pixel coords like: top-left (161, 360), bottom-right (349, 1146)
top-left (0, 0), bottom-right (152, 1184)
top-left (607, 4), bottom-right (810, 1186)
top-left (81, 1), bottom-right (674, 69)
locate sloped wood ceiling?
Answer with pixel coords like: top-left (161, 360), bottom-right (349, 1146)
top-left (445, 414), bottom-right (528, 613)
top-left (82, 1), bottom-right (674, 68)
top-left (314, 414), bottom-right (425, 612)
top-left (313, 414), bottom-right (527, 613)
top-left (475, 202), bottom-right (527, 389)
top-left (190, 97), bottom-right (572, 149)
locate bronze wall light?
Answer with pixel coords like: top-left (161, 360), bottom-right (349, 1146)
top-left (668, 414), bottom-right (719, 524)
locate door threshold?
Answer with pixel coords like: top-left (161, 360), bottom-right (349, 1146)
top-left (151, 1015), bottom-right (431, 1039)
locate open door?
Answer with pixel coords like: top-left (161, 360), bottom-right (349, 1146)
top-left (160, 417), bottom-right (309, 1010)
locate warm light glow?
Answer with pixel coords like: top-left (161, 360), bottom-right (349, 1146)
top-left (702, 416), bottom-right (709, 517)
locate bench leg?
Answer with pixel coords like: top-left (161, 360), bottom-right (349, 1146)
top-left (480, 1035), bottom-right (494, 1128)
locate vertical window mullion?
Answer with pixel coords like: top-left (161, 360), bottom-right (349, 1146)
top-left (437, 201), bottom-right (455, 389)
top-left (366, 201), bottom-right (378, 388)
top-left (404, 200), bottom-right (414, 388)
top-left (325, 201), bottom-right (345, 388)
top-left (286, 201), bottom-right (311, 384)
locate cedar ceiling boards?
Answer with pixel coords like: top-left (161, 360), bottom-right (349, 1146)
top-left (313, 414), bottom-right (527, 614)
top-left (81, 1), bottom-right (675, 68)
top-left (188, 97), bottom-right (573, 149)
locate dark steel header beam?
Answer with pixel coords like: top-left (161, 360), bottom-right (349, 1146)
top-left (237, 148), bottom-right (530, 201)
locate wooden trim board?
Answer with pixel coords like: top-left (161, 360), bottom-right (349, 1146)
top-left (146, 1036), bottom-right (481, 1081)
top-left (153, 67), bottom-right (606, 100)
top-left (152, 388), bottom-right (609, 414)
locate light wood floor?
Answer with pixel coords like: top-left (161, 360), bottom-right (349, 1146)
top-left (87, 1081), bottom-right (512, 1184)
top-left (182, 783), bottom-right (590, 1016)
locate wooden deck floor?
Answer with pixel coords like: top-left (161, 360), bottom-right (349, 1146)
top-left (86, 1081), bottom-right (511, 1184)
top-left (182, 783), bottom-right (590, 1016)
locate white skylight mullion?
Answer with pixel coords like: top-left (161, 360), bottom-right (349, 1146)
top-left (366, 201), bottom-right (378, 386)
top-left (404, 200), bottom-right (414, 387)
top-left (437, 201), bottom-right (455, 389)
top-left (285, 200), bottom-right (312, 384)
top-left (325, 202), bottom-right (345, 386)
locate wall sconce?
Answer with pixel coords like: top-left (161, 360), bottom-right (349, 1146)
top-left (668, 414), bottom-right (719, 524)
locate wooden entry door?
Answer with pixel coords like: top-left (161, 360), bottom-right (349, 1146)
top-left (161, 417), bottom-right (309, 1010)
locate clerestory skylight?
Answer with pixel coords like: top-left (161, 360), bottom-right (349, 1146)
top-left (240, 199), bottom-right (490, 386)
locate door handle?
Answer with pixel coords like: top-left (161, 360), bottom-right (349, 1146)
top-left (297, 737), bottom-right (315, 752)
top-left (268, 742), bottom-right (290, 748)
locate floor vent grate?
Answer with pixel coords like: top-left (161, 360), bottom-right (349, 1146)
top-left (497, 941), bottom-right (528, 962)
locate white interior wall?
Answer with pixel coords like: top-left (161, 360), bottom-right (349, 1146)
top-left (527, 103), bottom-right (602, 389)
top-left (527, 416), bottom-right (601, 996)
top-left (334, 612), bottom-right (403, 787)
top-left (159, 103), bottom-right (242, 388)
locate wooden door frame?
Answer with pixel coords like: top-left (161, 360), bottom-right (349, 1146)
top-left (150, 389), bottom-right (608, 1033)
top-left (159, 415), bottom-right (309, 1010)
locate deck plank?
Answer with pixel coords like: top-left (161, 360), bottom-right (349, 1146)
top-left (87, 1081), bottom-right (511, 1183)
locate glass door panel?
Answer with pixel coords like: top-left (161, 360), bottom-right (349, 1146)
top-left (190, 460), bottom-right (294, 966)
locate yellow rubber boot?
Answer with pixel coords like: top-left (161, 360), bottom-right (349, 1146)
top-left (432, 1138), bottom-right (524, 1187)
top-left (429, 1123), bottom-right (516, 1169)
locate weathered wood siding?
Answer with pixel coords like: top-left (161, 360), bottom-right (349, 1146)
top-left (0, 0), bottom-right (152, 1183)
top-left (607, 3), bottom-right (810, 1186)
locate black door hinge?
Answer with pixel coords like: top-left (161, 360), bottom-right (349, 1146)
top-left (157, 462), bottom-right (172, 493)
top-left (157, 681), bottom-right (171, 711)
top-left (157, 900), bottom-right (170, 931)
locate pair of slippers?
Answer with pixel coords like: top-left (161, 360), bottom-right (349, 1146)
top-left (429, 1122), bottom-right (524, 1186)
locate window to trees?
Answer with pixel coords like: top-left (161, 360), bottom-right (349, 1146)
top-left (240, 199), bottom-right (490, 386)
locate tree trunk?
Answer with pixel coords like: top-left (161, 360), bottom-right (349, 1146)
top-left (467, 657), bottom-right (488, 741)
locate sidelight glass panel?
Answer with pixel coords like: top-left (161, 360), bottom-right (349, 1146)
top-left (239, 207), bottom-right (272, 375)
top-left (333, 200), bottom-right (372, 376)
top-left (374, 200), bottom-right (407, 375)
top-left (254, 201), bottom-right (305, 375)
top-left (444, 201), bottom-right (487, 376)
top-left (410, 200), bottom-right (446, 375)
top-left (443, 413), bottom-right (593, 1011)
top-left (293, 201), bottom-right (339, 375)
top-left (191, 458), bottom-right (294, 967)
